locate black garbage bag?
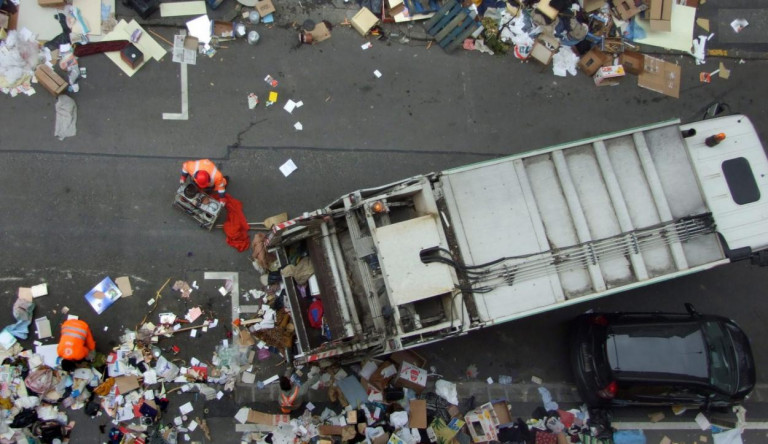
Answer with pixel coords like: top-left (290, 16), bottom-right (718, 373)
top-left (85, 397), bottom-right (101, 416)
top-left (32, 420), bottom-right (67, 443)
top-left (10, 408), bottom-right (38, 429)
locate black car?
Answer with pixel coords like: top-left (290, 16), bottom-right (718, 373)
top-left (571, 304), bottom-right (756, 408)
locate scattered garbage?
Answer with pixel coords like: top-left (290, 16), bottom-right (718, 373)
top-left (730, 18), bottom-right (748, 33)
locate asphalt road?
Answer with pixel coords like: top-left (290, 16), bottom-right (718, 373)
top-left (2, 3), bottom-right (768, 442)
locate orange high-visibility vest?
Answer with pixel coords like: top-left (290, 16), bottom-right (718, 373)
top-left (181, 159), bottom-right (227, 196)
top-left (57, 319), bottom-right (96, 361)
top-left (279, 386), bottom-right (299, 413)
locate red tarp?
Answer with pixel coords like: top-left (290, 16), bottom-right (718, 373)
top-left (217, 195), bottom-right (251, 252)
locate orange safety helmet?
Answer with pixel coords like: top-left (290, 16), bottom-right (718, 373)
top-left (194, 171), bottom-right (211, 187)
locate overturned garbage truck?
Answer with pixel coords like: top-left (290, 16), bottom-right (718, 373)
top-left (266, 114), bottom-right (768, 365)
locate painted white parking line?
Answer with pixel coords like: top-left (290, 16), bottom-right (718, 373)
top-left (614, 422), bottom-right (768, 430)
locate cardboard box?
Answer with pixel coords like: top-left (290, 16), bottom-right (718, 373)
top-left (351, 7), bottom-right (379, 36)
top-left (213, 21), bottom-right (234, 37)
top-left (613, 0), bottom-right (640, 20)
top-left (388, 0), bottom-right (405, 16)
top-left (620, 51), bottom-right (644, 75)
top-left (578, 47), bottom-right (610, 76)
top-left (638, 56), bottom-right (680, 98)
top-left (464, 401), bottom-right (513, 443)
top-left (593, 65), bottom-right (625, 86)
top-left (649, 19), bottom-right (671, 32)
top-left (661, 0), bottom-right (672, 20)
top-left (395, 361), bottom-right (428, 393)
top-left (530, 34), bottom-right (560, 66)
top-left (121, 44), bottom-right (144, 69)
top-left (255, 0), bottom-right (275, 17)
top-left (649, 0), bottom-right (661, 20)
top-left (368, 361), bottom-right (397, 390)
top-left (409, 399), bottom-right (427, 428)
top-left (35, 65), bottom-right (67, 96)
top-left (649, 0), bottom-right (671, 31)
top-left (38, 0), bottom-right (66, 7)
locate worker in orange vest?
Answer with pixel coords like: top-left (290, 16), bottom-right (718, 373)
top-left (277, 372), bottom-right (321, 414)
top-left (57, 319), bottom-right (96, 371)
top-left (180, 159), bottom-right (228, 198)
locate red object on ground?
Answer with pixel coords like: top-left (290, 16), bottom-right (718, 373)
top-left (216, 195), bottom-right (251, 252)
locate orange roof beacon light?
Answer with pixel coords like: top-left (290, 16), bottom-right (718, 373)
top-left (705, 132), bottom-right (726, 147)
top-left (370, 201), bottom-right (387, 214)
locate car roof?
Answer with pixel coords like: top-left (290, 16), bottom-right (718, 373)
top-left (607, 321), bottom-right (710, 380)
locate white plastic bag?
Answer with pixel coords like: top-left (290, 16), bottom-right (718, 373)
top-left (435, 379), bottom-right (459, 405)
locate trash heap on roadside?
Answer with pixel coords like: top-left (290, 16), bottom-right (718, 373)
top-left (0, 271), bottom-right (305, 443)
top-left (235, 349), bottom-right (611, 444)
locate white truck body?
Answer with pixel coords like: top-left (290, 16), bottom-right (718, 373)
top-left (267, 115), bottom-right (768, 364)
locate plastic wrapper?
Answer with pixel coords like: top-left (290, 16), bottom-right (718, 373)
top-left (25, 367), bottom-right (55, 395)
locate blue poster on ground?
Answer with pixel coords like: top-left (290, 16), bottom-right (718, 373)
top-left (84, 277), bottom-right (123, 314)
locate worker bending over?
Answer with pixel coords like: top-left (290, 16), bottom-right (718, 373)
top-left (180, 159), bottom-right (228, 198)
top-left (278, 371), bottom-right (321, 414)
top-left (57, 319), bottom-right (96, 372)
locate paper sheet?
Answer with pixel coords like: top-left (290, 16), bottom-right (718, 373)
top-left (635, 4), bottom-right (696, 52)
top-left (35, 344), bottom-right (60, 368)
top-left (279, 159), bottom-right (298, 177)
top-left (72, 0), bottom-right (102, 36)
top-left (161, 1), bottom-right (207, 16)
top-left (16, 1), bottom-right (64, 41)
top-left (179, 402), bottom-right (194, 415)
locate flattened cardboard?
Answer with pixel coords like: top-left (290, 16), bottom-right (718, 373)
top-left (409, 399), bottom-right (427, 428)
top-left (247, 409), bottom-right (289, 425)
top-left (115, 375), bottom-right (140, 394)
top-left (309, 22), bottom-right (331, 42)
top-left (318, 425), bottom-right (344, 435)
top-left (38, 0), bottom-right (66, 7)
top-left (638, 56), bottom-right (680, 98)
top-left (255, 0), bottom-right (275, 16)
top-left (115, 276), bottom-right (133, 297)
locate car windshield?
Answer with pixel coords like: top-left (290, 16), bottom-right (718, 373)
top-left (607, 323), bottom-right (708, 378)
top-left (702, 321), bottom-right (737, 393)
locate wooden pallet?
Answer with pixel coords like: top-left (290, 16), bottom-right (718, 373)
top-left (424, 0), bottom-right (480, 52)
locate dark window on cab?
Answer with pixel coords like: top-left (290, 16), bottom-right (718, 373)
top-left (722, 158), bottom-right (760, 205)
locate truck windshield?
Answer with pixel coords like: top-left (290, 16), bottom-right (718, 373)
top-left (703, 321), bottom-right (738, 394)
